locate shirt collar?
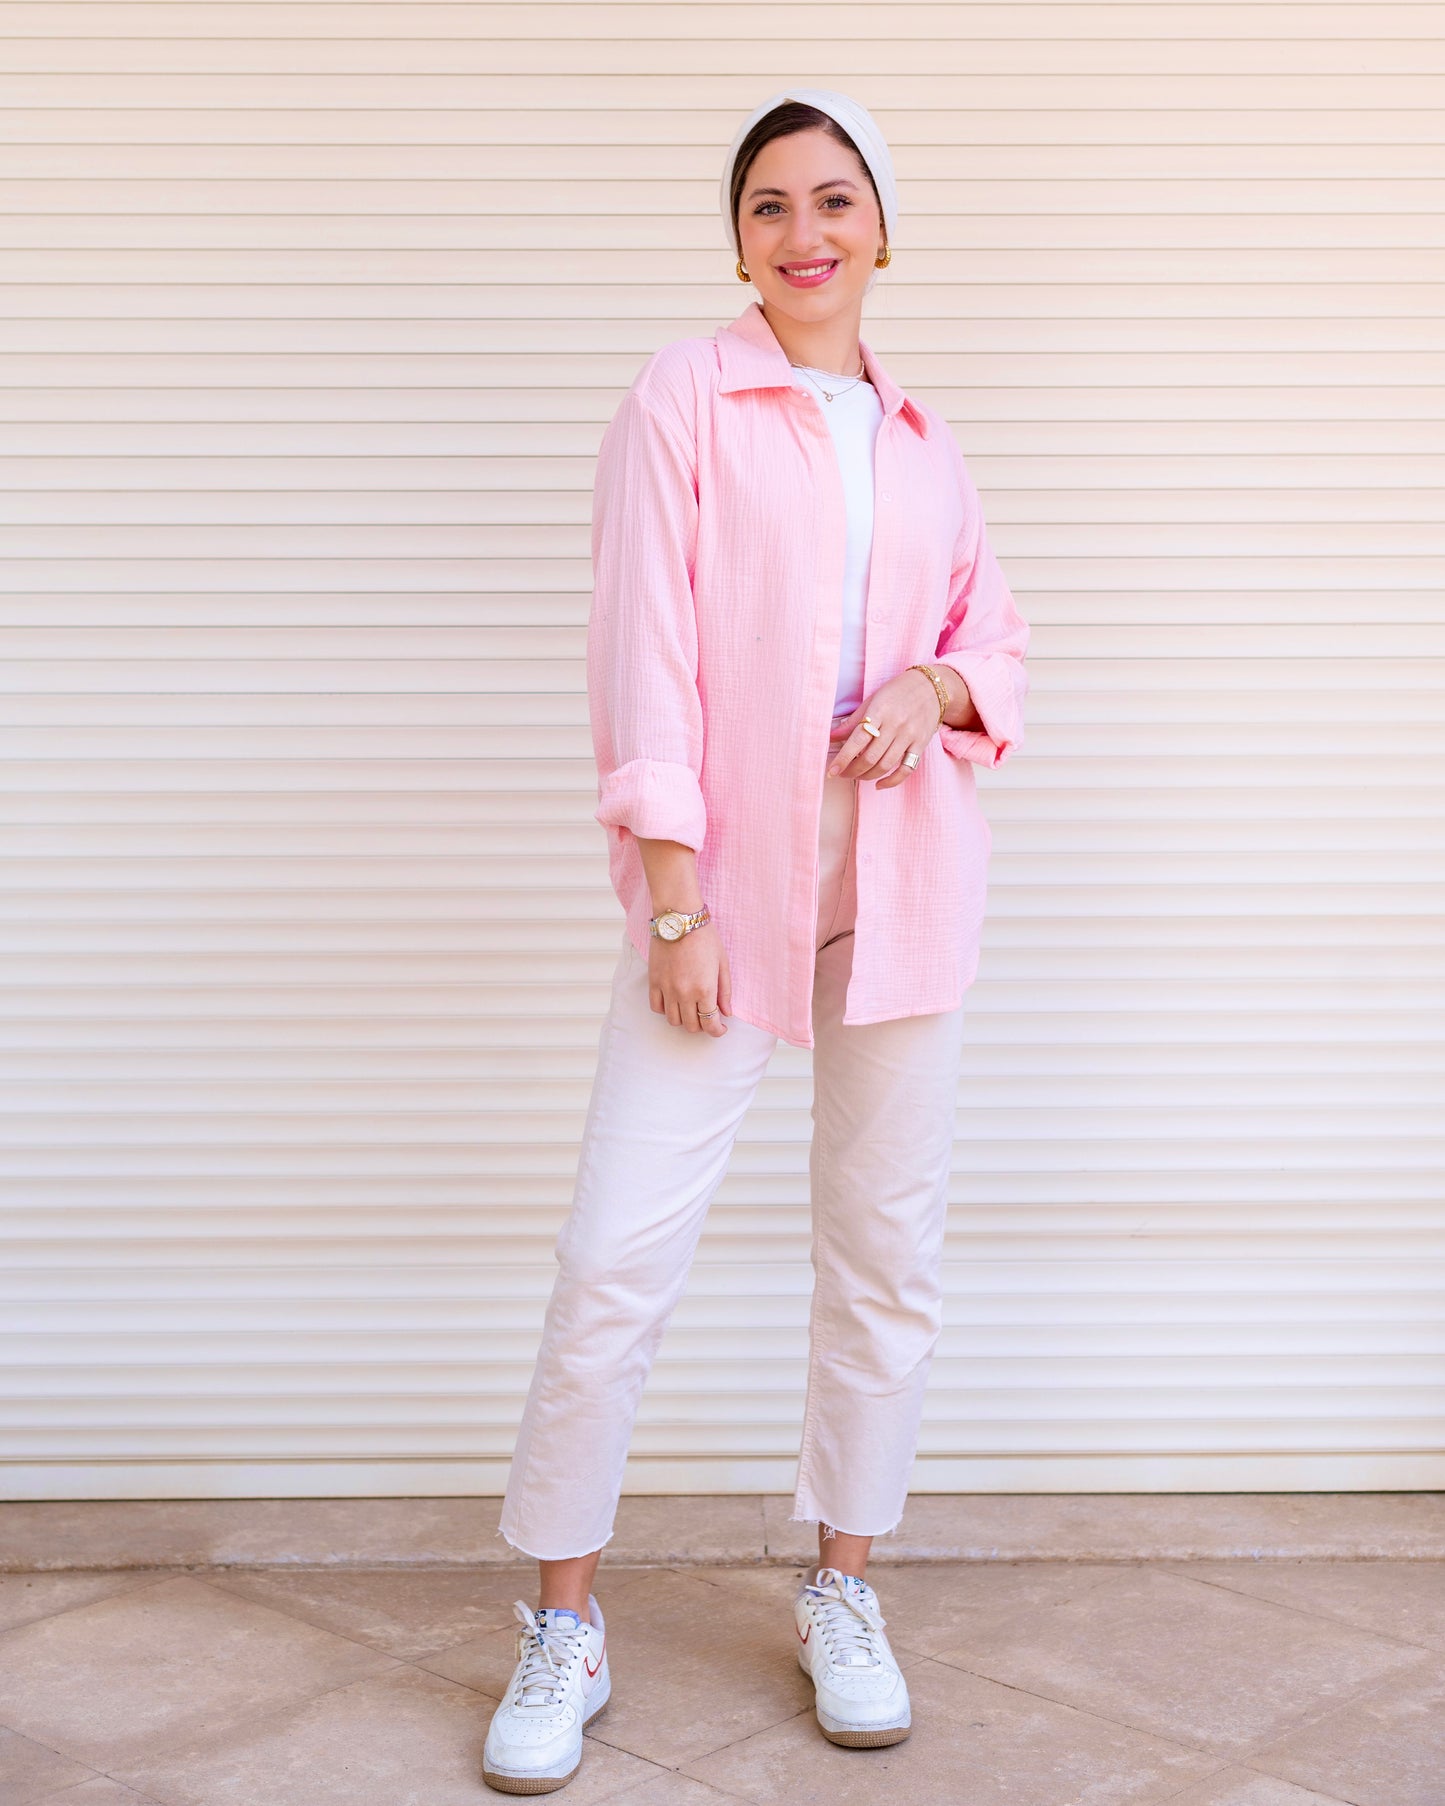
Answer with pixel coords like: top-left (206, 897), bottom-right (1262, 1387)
top-left (715, 299), bottom-right (931, 438)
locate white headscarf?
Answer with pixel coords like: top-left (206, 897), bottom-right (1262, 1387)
top-left (718, 87), bottom-right (898, 294)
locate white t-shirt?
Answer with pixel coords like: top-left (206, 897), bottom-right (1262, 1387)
top-left (790, 364), bottom-right (885, 718)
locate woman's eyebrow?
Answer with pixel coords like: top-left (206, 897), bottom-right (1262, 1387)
top-left (744, 177), bottom-right (860, 201)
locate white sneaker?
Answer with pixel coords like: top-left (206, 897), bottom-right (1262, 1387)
top-left (794, 1566), bottom-right (911, 1747)
top-left (483, 1596), bottom-right (610, 1794)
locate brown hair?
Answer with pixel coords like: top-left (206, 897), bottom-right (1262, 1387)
top-left (727, 102), bottom-right (884, 258)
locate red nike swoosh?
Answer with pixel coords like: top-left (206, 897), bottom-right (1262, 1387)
top-left (796, 1623), bottom-right (811, 1644)
top-left (585, 1634), bottom-right (606, 1677)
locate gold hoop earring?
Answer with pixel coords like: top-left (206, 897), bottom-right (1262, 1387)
top-left (875, 244), bottom-right (891, 269)
top-left (736, 258), bottom-right (750, 282)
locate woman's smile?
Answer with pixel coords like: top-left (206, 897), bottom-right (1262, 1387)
top-left (777, 257), bottom-right (840, 288)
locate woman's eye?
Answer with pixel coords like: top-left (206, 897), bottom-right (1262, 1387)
top-left (752, 194), bottom-right (852, 216)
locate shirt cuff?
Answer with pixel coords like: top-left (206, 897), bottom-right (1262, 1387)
top-left (933, 654), bottom-right (1024, 768)
top-left (595, 757), bottom-right (707, 851)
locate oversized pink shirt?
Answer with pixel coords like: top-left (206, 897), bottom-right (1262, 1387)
top-left (587, 297), bottom-right (1030, 1050)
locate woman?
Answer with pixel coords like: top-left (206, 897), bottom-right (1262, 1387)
top-left (484, 87), bottom-right (1029, 1794)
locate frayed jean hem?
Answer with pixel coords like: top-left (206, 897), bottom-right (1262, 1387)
top-left (492, 1520), bottom-right (616, 1564)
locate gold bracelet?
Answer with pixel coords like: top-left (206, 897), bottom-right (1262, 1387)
top-left (907, 662), bottom-right (951, 728)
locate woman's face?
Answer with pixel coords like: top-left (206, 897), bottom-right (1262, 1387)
top-left (735, 127), bottom-right (883, 327)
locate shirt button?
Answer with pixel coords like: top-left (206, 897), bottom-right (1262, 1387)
top-left (862, 853), bottom-right (873, 865)
top-left (881, 491), bottom-right (892, 502)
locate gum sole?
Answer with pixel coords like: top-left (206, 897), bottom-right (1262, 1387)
top-left (481, 1766), bottom-right (575, 1796)
top-left (819, 1721), bottom-right (912, 1748)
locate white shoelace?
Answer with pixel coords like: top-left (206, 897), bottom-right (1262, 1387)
top-left (508, 1602), bottom-right (588, 1707)
top-left (802, 1569), bottom-right (887, 1667)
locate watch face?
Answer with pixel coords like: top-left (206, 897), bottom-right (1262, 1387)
top-left (657, 913), bottom-right (685, 941)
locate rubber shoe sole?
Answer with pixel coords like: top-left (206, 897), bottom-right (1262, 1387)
top-left (815, 1699), bottom-right (911, 1748)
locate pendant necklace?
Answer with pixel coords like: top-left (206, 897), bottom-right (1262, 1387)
top-left (790, 359), bottom-right (869, 403)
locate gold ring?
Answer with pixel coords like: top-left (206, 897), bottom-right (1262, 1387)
top-left (860, 716), bottom-right (882, 739)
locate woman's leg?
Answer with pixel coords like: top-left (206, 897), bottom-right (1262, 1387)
top-left (792, 744), bottom-right (969, 1544)
top-left (537, 1550), bottom-right (602, 1616)
top-left (801, 743), bottom-right (876, 1583)
top-left (807, 1526), bottom-right (873, 1585)
top-left (497, 928), bottom-right (777, 1569)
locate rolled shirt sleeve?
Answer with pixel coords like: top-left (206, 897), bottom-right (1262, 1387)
top-left (587, 374), bottom-right (709, 852)
top-left (932, 442), bottom-right (1030, 768)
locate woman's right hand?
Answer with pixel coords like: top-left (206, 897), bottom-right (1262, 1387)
top-left (649, 924), bottom-right (731, 1036)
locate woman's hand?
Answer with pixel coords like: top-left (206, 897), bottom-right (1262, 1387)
top-left (827, 667), bottom-right (943, 788)
top-left (648, 923), bottom-right (731, 1036)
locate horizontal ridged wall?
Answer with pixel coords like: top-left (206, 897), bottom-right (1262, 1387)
top-left (1, 3), bottom-right (1441, 1498)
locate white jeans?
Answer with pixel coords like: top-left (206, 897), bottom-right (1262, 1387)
top-left (496, 725), bottom-right (969, 1560)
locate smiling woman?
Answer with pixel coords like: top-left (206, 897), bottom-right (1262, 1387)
top-left (485, 86), bottom-right (1028, 1794)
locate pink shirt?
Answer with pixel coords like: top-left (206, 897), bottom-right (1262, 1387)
top-left (587, 297), bottom-right (1030, 1050)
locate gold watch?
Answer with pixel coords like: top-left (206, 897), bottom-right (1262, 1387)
top-left (649, 904), bottom-right (711, 942)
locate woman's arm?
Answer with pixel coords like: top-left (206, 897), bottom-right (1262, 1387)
top-left (588, 378), bottom-right (708, 852)
top-left (634, 836), bottom-right (705, 914)
top-left (931, 442), bottom-right (1030, 767)
top-left (588, 366), bottom-right (728, 1034)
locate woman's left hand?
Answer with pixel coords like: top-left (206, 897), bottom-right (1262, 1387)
top-left (826, 667), bottom-right (942, 789)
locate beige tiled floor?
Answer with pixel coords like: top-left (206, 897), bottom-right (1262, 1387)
top-left (0, 1557), bottom-right (1441, 1805)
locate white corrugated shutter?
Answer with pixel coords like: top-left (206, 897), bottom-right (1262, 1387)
top-left (2, 5), bottom-right (1441, 1501)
